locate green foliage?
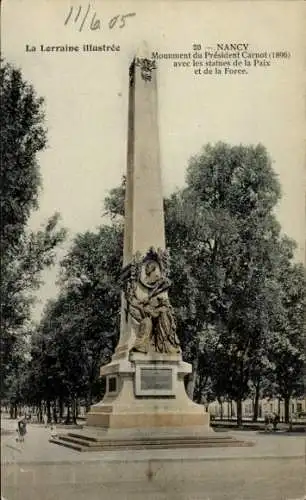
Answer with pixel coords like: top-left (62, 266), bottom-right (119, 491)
top-left (103, 176), bottom-right (126, 219)
top-left (268, 260), bottom-right (305, 398)
top-left (186, 143), bottom-right (281, 216)
top-left (1, 62), bottom-right (46, 254)
top-left (2, 332), bottom-right (32, 406)
top-left (27, 224), bottom-right (123, 407)
top-left (0, 61), bottom-right (66, 396)
top-left (165, 143), bottom-right (304, 418)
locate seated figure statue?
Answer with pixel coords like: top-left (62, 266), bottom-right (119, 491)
top-left (127, 288), bottom-right (181, 354)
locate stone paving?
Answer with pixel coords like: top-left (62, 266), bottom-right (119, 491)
top-left (1, 418), bottom-right (305, 500)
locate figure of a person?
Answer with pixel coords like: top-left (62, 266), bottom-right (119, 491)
top-left (145, 261), bottom-right (161, 286)
top-left (264, 413), bottom-right (269, 432)
top-left (128, 293), bottom-right (155, 353)
top-left (128, 291), bottom-right (180, 354)
top-left (17, 416), bottom-right (27, 442)
top-left (142, 261), bottom-right (171, 298)
top-left (273, 412), bottom-right (279, 432)
top-left (50, 421), bottom-right (57, 439)
top-left (153, 296), bottom-right (181, 354)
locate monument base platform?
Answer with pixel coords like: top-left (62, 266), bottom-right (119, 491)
top-left (84, 411), bottom-right (210, 429)
top-left (50, 354), bottom-right (254, 451)
top-left (50, 426), bottom-right (254, 452)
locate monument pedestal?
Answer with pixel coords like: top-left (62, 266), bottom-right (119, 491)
top-left (51, 350), bottom-right (253, 451)
top-left (86, 353), bottom-right (210, 429)
top-left (51, 352), bottom-right (253, 451)
top-left (50, 353), bottom-right (252, 451)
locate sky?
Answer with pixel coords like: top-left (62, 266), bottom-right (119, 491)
top-left (2, 0), bottom-right (305, 319)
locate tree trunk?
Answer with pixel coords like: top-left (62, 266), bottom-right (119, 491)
top-left (72, 397), bottom-right (77, 424)
top-left (284, 396), bottom-right (290, 424)
top-left (186, 357), bottom-right (198, 401)
top-left (52, 402), bottom-right (57, 423)
top-left (46, 400), bottom-right (51, 423)
top-left (86, 388), bottom-right (92, 412)
top-left (236, 399), bottom-right (243, 426)
top-left (252, 381), bottom-right (260, 422)
top-left (65, 403), bottom-right (71, 424)
top-left (76, 399), bottom-right (80, 419)
top-left (37, 402), bottom-right (43, 423)
top-left (195, 372), bottom-right (208, 405)
top-left (59, 398), bottom-right (64, 421)
top-left (9, 403), bottom-right (18, 419)
top-left (219, 401), bottom-right (224, 420)
top-left (194, 375), bottom-right (202, 404)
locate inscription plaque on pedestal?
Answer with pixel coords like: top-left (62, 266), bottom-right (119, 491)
top-left (141, 368), bottom-right (172, 390)
top-left (135, 364), bottom-right (176, 396)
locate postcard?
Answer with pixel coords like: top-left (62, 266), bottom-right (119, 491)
top-left (1, 1), bottom-right (305, 499)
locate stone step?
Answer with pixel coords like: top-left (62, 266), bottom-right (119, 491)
top-left (67, 432), bottom-right (238, 444)
top-left (49, 438), bottom-right (83, 452)
top-left (50, 433), bottom-right (253, 452)
top-left (59, 435), bottom-right (237, 447)
top-left (57, 435), bottom-right (104, 448)
top-left (68, 432), bottom-right (100, 442)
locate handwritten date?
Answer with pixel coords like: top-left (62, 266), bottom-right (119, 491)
top-left (64, 4), bottom-right (136, 32)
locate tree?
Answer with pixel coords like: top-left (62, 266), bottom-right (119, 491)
top-left (103, 177), bottom-right (125, 220)
top-left (0, 61), bottom-right (66, 396)
top-left (26, 223), bottom-right (123, 421)
top-left (58, 226), bottom-right (123, 408)
top-left (164, 142), bottom-right (295, 424)
top-left (267, 245), bottom-right (305, 422)
top-left (191, 326), bottom-right (220, 405)
top-left (1, 62), bottom-right (46, 254)
top-left (3, 331), bottom-right (32, 418)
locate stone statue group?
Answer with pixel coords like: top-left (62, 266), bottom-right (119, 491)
top-left (123, 249), bottom-right (181, 355)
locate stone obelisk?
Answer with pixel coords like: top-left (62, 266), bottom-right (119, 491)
top-left (86, 43), bottom-right (210, 430)
top-left (115, 42), bottom-right (167, 359)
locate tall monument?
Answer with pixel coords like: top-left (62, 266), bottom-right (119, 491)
top-left (52, 44), bottom-right (251, 449)
top-left (86, 43), bottom-right (210, 430)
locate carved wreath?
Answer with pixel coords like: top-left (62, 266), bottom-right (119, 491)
top-left (135, 57), bottom-right (156, 82)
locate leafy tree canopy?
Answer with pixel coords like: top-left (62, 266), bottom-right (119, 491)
top-left (1, 61), bottom-right (66, 395)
